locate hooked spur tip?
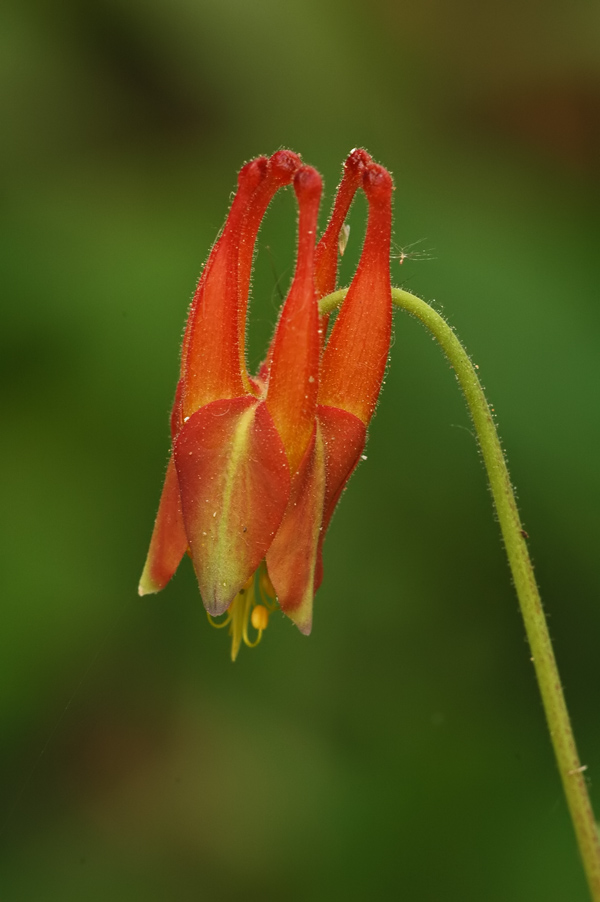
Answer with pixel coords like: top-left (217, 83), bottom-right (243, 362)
top-left (362, 162), bottom-right (394, 202)
top-left (293, 165), bottom-right (322, 203)
top-left (237, 156), bottom-right (269, 192)
top-left (345, 148), bottom-right (372, 175)
top-left (269, 149), bottom-right (303, 183)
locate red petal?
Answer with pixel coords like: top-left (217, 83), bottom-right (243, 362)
top-left (237, 150), bottom-right (303, 379)
top-left (139, 455), bottom-right (188, 595)
top-left (181, 158), bottom-right (269, 418)
top-left (314, 148), bottom-right (371, 298)
top-left (319, 163), bottom-right (393, 425)
top-left (265, 166), bottom-right (322, 473)
top-left (314, 405), bottom-right (366, 589)
top-left (174, 397), bottom-right (290, 615)
top-left (266, 425), bottom-right (326, 635)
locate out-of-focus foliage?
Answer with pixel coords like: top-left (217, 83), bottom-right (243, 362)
top-left (1, 1), bottom-right (599, 899)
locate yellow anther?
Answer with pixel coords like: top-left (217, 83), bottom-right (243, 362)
top-left (208, 564), bottom-right (280, 659)
top-left (251, 604), bottom-right (270, 631)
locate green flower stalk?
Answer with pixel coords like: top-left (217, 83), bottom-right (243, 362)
top-left (321, 285), bottom-right (600, 902)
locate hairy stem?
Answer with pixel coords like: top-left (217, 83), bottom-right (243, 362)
top-left (319, 286), bottom-right (600, 900)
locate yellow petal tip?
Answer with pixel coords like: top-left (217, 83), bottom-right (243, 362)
top-left (138, 572), bottom-right (159, 596)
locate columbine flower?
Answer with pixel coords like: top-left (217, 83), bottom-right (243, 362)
top-left (139, 149), bottom-right (393, 659)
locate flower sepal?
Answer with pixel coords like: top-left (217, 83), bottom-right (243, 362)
top-left (174, 396), bottom-right (290, 616)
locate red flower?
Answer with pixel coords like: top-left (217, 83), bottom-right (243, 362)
top-left (139, 149), bottom-right (393, 658)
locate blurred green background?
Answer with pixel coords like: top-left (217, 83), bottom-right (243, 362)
top-left (1, 1), bottom-right (599, 899)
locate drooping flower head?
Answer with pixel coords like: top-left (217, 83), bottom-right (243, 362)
top-left (139, 149), bottom-right (393, 659)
